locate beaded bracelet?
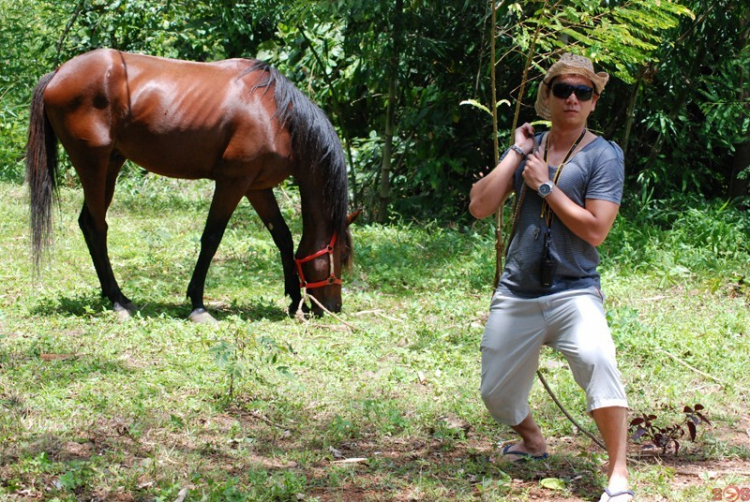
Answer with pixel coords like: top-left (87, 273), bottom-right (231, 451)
top-left (509, 144), bottom-right (527, 160)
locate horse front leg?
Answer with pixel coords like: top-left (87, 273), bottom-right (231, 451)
top-left (186, 180), bottom-right (247, 324)
top-left (246, 188), bottom-right (302, 317)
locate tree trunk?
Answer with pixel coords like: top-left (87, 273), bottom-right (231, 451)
top-left (377, 0), bottom-right (403, 223)
top-left (621, 70), bottom-right (643, 159)
top-left (728, 141), bottom-right (749, 203)
top-left (495, 0), bottom-right (545, 287)
top-left (728, 10), bottom-right (749, 204)
top-left (377, 69), bottom-right (397, 223)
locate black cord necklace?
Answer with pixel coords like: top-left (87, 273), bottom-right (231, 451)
top-left (544, 128), bottom-right (587, 168)
top-left (541, 128), bottom-right (587, 222)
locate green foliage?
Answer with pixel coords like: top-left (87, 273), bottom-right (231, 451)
top-left (47, 0), bottom-right (285, 61)
top-left (0, 0), bottom-right (54, 182)
top-left (264, 0), bottom-right (490, 219)
top-left (629, 404), bottom-right (711, 455)
top-left (57, 461), bottom-right (95, 491)
top-left (209, 324), bottom-right (294, 400)
top-left (623, 0), bottom-right (750, 200)
top-left (603, 194), bottom-right (750, 280)
top-left (698, 43), bottom-right (750, 151)
top-left (512, 0), bottom-right (692, 83)
top-left (1, 0), bottom-right (747, 219)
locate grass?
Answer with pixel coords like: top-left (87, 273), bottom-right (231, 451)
top-left (0, 176), bottom-right (749, 501)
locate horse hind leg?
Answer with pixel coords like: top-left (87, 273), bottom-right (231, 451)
top-left (76, 152), bottom-right (133, 319)
top-left (186, 179), bottom-right (249, 324)
top-left (246, 189), bottom-right (302, 317)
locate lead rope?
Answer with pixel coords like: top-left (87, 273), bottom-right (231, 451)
top-left (296, 293), bottom-right (357, 331)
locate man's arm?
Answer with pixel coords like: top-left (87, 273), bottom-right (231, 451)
top-left (468, 154), bottom-right (520, 220)
top-left (522, 151), bottom-right (620, 247)
top-left (469, 123), bottom-right (536, 220)
top-left (543, 195), bottom-right (620, 247)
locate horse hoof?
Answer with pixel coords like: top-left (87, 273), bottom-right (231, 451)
top-left (113, 302), bottom-right (134, 321)
top-left (189, 309), bottom-right (218, 325)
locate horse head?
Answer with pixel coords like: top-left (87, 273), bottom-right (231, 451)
top-left (295, 210), bottom-right (359, 315)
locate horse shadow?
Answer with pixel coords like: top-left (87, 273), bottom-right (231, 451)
top-left (30, 293), bottom-right (289, 323)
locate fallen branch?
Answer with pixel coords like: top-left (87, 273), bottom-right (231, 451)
top-left (657, 349), bottom-right (749, 392)
top-left (353, 309), bottom-right (404, 323)
top-left (331, 457), bottom-right (368, 464)
top-left (353, 309), bottom-right (385, 315)
top-left (310, 324), bottom-right (350, 332)
top-left (247, 410), bottom-right (293, 431)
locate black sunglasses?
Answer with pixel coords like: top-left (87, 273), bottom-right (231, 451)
top-left (550, 82), bottom-right (596, 101)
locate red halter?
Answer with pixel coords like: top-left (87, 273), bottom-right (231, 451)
top-left (294, 233), bottom-right (342, 290)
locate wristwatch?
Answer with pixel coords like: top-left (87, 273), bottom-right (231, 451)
top-left (538, 181), bottom-right (554, 198)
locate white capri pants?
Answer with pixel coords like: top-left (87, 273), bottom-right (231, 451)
top-left (480, 286), bottom-right (628, 426)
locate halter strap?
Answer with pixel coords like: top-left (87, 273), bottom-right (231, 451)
top-left (294, 233), bottom-right (342, 290)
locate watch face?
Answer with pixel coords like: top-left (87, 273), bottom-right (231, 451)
top-left (539, 183), bottom-right (552, 196)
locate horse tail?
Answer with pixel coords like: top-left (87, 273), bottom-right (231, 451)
top-left (25, 71), bottom-right (59, 271)
top-left (245, 61), bottom-right (353, 268)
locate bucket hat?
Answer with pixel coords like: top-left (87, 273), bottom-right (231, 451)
top-left (535, 53), bottom-right (609, 120)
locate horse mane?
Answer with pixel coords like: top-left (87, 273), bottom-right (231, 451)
top-left (242, 61), bottom-right (352, 268)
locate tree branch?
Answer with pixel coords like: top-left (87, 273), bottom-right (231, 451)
top-left (55, 0), bottom-right (85, 66)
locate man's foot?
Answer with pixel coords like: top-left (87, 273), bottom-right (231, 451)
top-left (497, 442), bottom-right (549, 463)
top-left (599, 487), bottom-right (634, 501)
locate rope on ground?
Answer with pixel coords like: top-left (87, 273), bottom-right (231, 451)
top-left (298, 291), bottom-right (358, 331)
top-left (536, 370), bottom-right (607, 451)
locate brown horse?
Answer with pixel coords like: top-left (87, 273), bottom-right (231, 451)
top-left (26, 49), bottom-right (353, 322)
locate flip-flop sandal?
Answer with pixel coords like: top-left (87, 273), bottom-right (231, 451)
top-left (601, 488), bottom-right (635, 501)
top-left (500, 443), bottom-right (549, 462)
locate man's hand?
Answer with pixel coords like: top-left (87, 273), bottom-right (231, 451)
top-left (514, 123), bottom-right (536, 156)
top-left (522, 152), bottom-right (549, 191)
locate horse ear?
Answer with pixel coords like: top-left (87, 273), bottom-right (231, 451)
top-left (346, 209), bottom-right (362, 226)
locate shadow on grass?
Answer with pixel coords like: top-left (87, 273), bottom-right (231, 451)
top-left (1, 417), bottom-right (608, 501)
top-left (352, 224), bottom-right (495, 295)
top-left (29, 293), bottom-right (291, 322)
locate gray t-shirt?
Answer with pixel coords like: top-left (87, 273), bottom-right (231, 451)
top-left (497, 135), bottom-right (625, 298)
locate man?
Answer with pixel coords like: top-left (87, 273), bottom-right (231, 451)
top-left (469, 53), bottom-right (632, 502)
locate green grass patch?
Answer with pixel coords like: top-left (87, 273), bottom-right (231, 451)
top-left (1, 178), bottom-right (748, 500)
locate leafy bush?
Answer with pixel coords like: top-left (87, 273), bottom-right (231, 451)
top-left (630, 404), bottom-right (711, 455)
top-left (603, 194), bottom-right (750, 280)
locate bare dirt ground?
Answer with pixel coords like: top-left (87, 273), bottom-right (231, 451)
top-left (2, 413), bottom-right (748, 501)
top-left (302, 414), bottom-right (750, 501)
top-left (302, 421), bottom-right (750, 501)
